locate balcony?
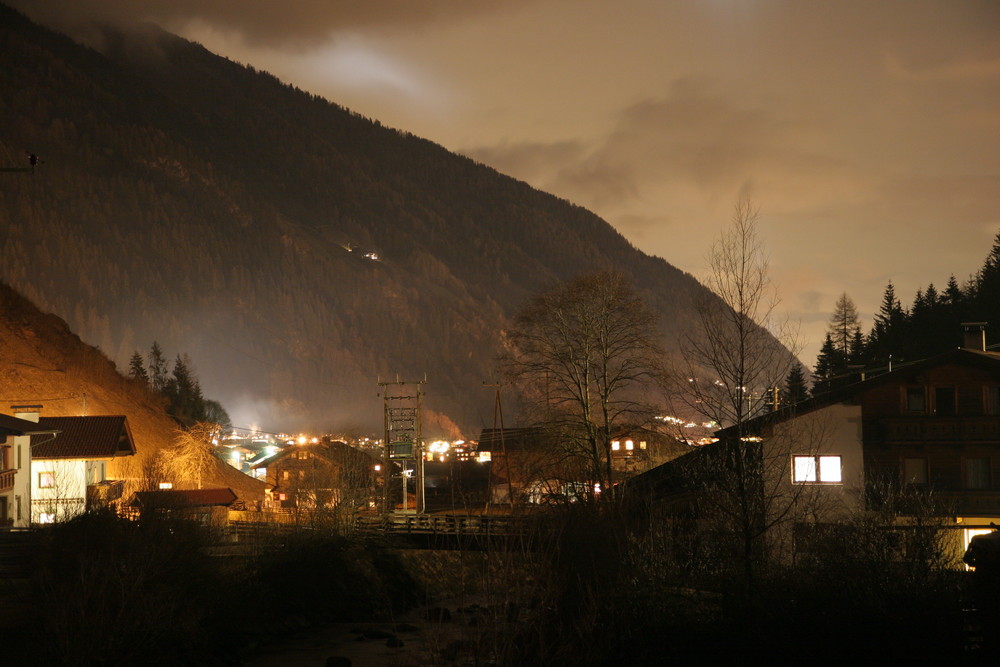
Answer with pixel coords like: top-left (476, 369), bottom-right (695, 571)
top-left (86, 479), bottom-right (125, 509)
top-left (875, 417), bottom-right (1000, 443)
top-left (0, 468), bottom-right (15, 492)
top-left (933, 490), bottom-right (1000, 515)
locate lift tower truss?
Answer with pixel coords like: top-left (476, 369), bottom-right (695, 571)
top-left (378, 378), bottom-right (426, 514)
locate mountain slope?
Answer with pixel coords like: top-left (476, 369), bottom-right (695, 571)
top-left (0, 281), bottom-right (264, 500)
top-left (0, 5), bottom-right (776, 433)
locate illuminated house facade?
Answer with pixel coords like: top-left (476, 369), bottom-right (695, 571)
top-left (252, 441), bottom-right (378, 510)
top-left (0, 411), bottom-right (59, 528)
top-left (631, 328), bottom-right (1000, 559)
top-left (29, 414), bottom-right (137, 523)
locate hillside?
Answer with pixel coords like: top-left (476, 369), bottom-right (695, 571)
top-left (0, 5), bottom-right (784, 434)
top-left (0, 281), bottom-right (264, 500)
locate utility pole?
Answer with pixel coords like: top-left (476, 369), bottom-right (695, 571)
top-left (378, 377), bottom-right (426, 514)
top-left (483, 381), bottom-right (511, 516)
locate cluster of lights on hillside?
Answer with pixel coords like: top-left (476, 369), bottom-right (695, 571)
top-left (656, 415), bottom-right (717, 430)
top-left (425, 439), bottom-right (490, 463)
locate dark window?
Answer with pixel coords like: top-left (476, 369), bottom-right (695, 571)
top-left (987, 386), bottom-right (1000, 415)
top-left (904, 458), bottom-right (928, 485)
top-left (934, 387), bottom-right (956, 416)
top-left (905, 387), bottom-right (926, 413)
top-left (965, 458), bottom-right (991, 489)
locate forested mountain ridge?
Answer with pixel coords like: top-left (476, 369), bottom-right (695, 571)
top-left (0, 5), bottom-right (754, 433)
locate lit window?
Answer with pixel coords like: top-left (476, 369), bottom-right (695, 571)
top-left (792, 455), bottom-right (842, 484)
top-left (38, 513), bottom-right (55, 524)
top-left (611, 441), bottom-right (620, 451)
top-left (639, 441), bottom-right (647, 450)
top-left (38, 471), bottom-right (55, 489)
top-left (904, 458), bottom-right (928, 485)
top-left (625, 440), bottom-right (634, 451)
top-left (965, 458), bottom-right (991, 489)
top-left (905, 387), bottom-right (926, 413)
top-left (158, 482), bottom-right (173, 489)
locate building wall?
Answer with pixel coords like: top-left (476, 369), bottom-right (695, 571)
top-left (765, 402), bottom-right (865, 525)
top-left (859, 361), bottom-right (1000, 516)
top-left (9, 434), bottom-right (31, 527)
top-left (31, 459), bottom-right (87, 523)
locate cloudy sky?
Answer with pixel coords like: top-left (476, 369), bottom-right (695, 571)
top-left (13, 0), bottom-right (1000, 365)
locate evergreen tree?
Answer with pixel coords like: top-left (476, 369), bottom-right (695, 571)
top-left (148, 341), bottom-right (168, 392)
top-left (973, 231), bottom-right (1000, 346)
top-left (164, 354), bottom-right (207, 426)
top-left (849, 328), bottom-right (866, 365)
top-left (942, 275), bottom-right (967, 319)
top-left (127, 351), bottom-right (149, 384)
top-left (813, 333), bottom-right (842, 395)
top-left (784, 362), bottom-right (809, 405)
top-left (866, 281), bottom-right (907, 365)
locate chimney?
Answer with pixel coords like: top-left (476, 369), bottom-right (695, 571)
top-left (962, 322), bottom-right (987, 351)
top-left (11, 404), bottom-right (42, 423)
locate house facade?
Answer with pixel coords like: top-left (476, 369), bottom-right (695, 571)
top-left (631, 330), bottom-right (1000, 561)
top-left (0, 411), bottom-right (59, 528)
top-left (28, 413), bottom-right (137, 523)
top-left (252, 441), bottom-right (378, 510)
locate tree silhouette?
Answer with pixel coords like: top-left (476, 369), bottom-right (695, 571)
top-left (503, 271), bottom-right (663, 500)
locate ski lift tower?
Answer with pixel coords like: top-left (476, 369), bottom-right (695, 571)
top-left (378, 377), bottom-right (426, 514)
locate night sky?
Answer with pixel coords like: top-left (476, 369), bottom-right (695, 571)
top-left (12, 0), bottom-right (1000, 365)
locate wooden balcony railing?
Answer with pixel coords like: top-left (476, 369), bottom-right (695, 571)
top-left (876, 417), bottom-right (1000, 443)
top-left (0, 468), bottom-right (15, 492)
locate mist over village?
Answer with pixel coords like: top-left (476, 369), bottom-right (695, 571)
top-left (1, 1), bottom-right (999, 664)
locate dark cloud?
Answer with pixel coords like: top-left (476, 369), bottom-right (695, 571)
top-left (9, 0), bottom-right (525, 49)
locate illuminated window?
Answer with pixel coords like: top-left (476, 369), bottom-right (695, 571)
top-left (38, 513), bottom-right (55, 524)
top-left (904, 458), bottom-right (928, 485)
top-left (792, 455), bottom-right (842, 484)
top-left (611, 441), bottom-right (620, 451)
top-left (158, 482), bottom-right (173, 490)
top-left (904, 387), bottom-right (926, 413)
top-left (639, 441), bottom-right (647, 450)
top-left (38, 471), bottom-right (55, 489)
top-left (964, 458), bottom-right (991, 489)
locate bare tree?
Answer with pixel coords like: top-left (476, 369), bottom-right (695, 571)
top-left (676, 196), bottom-right (821, 582)
top-left (827, 292), bottom-right (861, 360)
top-left (503, 271), bottom-right (664, 500)
top-left (168, 422), bottom-right (221, 489)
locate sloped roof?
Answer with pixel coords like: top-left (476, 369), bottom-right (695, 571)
top-left (31, 415), bottom-right (136, 459)
top-left (249, 441), bottom-right (374, 470)
top-left (132, 487), bottom-right (238, 508)
top-left (0, 413), bottom-right (60, 436)
top-left (715, 347), bottom-right (1000, 439)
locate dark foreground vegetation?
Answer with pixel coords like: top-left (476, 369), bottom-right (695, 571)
top-left (2, 502), bottom-right (988, 665)
top-left (3, 511), bottom-right (422, 665)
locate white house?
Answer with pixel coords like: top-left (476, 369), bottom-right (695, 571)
top-left (0, 410), bottom-right (60, 528)
top-left (27, 413), bottom-right (137, 524)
